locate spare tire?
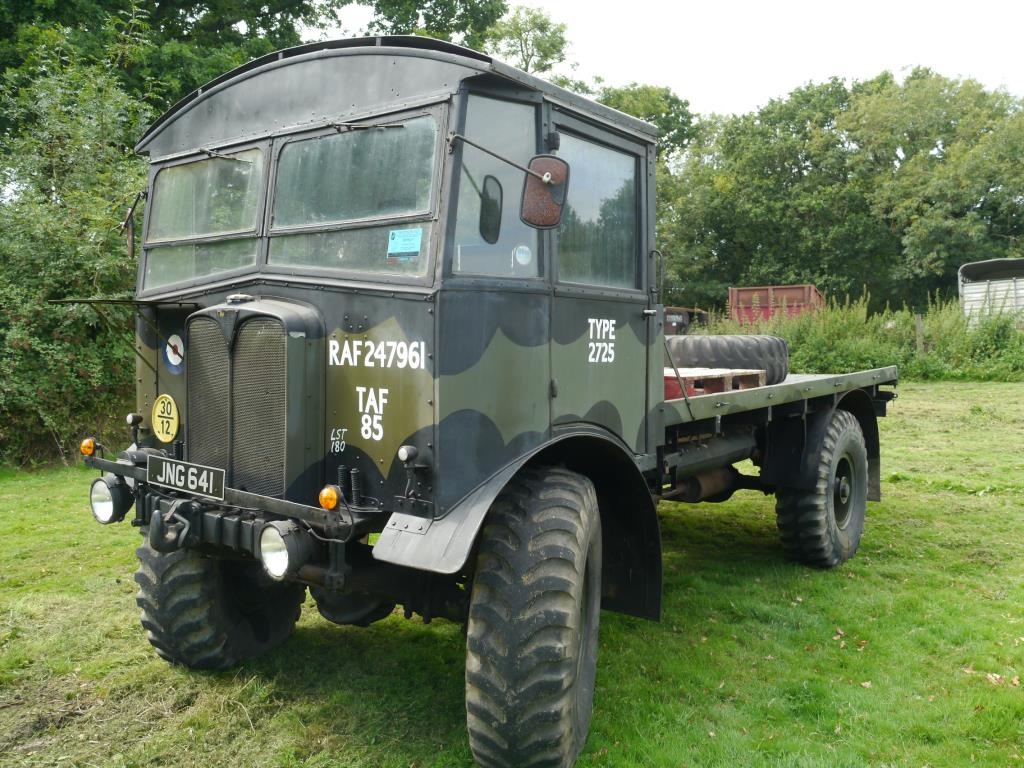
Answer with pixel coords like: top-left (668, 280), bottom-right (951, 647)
top-left (665, 334), bottom-right (789, 385)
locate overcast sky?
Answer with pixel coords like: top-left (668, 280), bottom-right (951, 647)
top-left (328, 0), bottom-right (1024, 116)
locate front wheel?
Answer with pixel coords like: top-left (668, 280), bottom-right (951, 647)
top-left (134, 536), bottom-right (305, 670)
top-left (775, 409), bottom-right (868, 568)
top-left (466, 466), bottom-right (602, 768)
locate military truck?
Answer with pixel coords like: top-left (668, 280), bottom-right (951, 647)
top-left (79, 36), bottom-right (897, 768)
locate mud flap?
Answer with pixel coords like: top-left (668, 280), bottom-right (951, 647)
top-left (372, 461), bottom-right (522, 574)
top-left (761, 392), bottom-right (881, 502)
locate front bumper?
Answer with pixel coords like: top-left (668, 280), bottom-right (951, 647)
top-left (84, 452), bottom-right (387, 587)
top-left (85, 454), bottom-right (348, 529)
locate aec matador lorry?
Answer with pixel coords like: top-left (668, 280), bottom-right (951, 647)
top-left (79, 36), bottom-right (898, 768)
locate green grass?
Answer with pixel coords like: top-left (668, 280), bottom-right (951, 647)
top-left (2, 382), bottom-right (1023, 766)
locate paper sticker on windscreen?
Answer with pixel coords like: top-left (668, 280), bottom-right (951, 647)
top-left (388, 228), bottom-right (422, 260)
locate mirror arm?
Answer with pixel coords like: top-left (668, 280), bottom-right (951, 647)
top-left (448, 133), bottom-right (553, 185)
top-left (121, 190), bottom-right (147, 262)
top-left (120, 190), bottom-right (147, 235)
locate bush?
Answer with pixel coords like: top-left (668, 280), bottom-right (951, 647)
top-left (0, 44), bottom-right (149, 464)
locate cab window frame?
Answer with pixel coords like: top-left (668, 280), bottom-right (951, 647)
top-left (445, 88), bottom-right (545, 283)
top-left (262, 103), bottom-right (448, 285)
top-left (139, 139), bottom-right (269, 295)
top-left (551, 114), bottom-right (646, 296)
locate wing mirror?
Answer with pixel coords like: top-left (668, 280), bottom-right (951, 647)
top-left (520, 155), bottom-right (570, 229)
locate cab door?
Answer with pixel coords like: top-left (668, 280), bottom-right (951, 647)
top-left (549, 115), bottom-right (652, 453)
top-left (434, 92), bottom-right (550, 515)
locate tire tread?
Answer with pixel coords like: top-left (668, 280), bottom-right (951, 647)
top-left (775, 410), bottom-right (867, 568)
top-left (466, 467), bottom-right (601, 768)
top-left (665, 334), bottom-right (789, 385)
top-left (134, 537), bottom-right (303, 670)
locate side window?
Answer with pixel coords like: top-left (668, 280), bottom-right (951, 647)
top-left (453, 96), bottom-right (539, 277)
top-left (557, 133), bottom-right (639, 289)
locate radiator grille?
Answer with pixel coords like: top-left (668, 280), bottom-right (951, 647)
top-left (186, 315), bottom-right (287, 497)
top-left (187, 317), bottom-right (230, 473)
top-left (231, 318), bottom-right (286, 496)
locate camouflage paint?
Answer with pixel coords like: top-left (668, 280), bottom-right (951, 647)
top-left (322, 297), bottom-right (436, 508)
top-left (434, 285), bottom-right (550, 513)
top-left (551, 293), bottom-right (652, 454)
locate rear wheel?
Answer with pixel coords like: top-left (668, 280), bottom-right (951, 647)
top-left (134, 537), bottom-right (305, 669)
top-left (775, 409), bottom-right (868, 567)
top-left (466, 467), bottom-right (602, 768)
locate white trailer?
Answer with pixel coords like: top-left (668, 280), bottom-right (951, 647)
top-left (959, 258), bottom-right (1024, 322)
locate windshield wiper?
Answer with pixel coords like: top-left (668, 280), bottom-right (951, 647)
top-left (330, 120), bottom-right (405, 132)
top-left (199, 148), bottom-right (253, 163)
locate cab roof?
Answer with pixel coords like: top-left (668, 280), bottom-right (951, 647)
top-left (136, 35), bottom-right (658, 159)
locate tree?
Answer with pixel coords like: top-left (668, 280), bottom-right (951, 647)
top-left (0, 32), bottom-right (150, 461)
top-left (661, 79), bottom-right (900, 310)
top-left (368, 0), bottom-right (507, 49)
top-left (481, 5), bottom-right (566, 73)
top-left (839, 68), bottom-right (1022, 306)
top-left (2, 1), bottom-right (509, 114)
top-left (658, 115), bottom-right (752, 308)
top-left (661, 70), bottom-right (1024, 313)
top-left (598, 83), bottom-right (694, 159)
top-left (2, 1), bottom-right (349, 102)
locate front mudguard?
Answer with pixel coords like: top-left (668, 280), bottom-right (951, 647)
top-left (372, 428), bottom-right (663, 620)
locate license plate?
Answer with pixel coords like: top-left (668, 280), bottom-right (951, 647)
top-left (147, 456), bottom-right (225, 501)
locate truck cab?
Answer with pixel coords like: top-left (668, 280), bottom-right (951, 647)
top-left (125, 34), bottom-right (660, 542)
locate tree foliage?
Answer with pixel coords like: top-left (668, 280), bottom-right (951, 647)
top-left (368, 0), bottom-right (507, 49)
top-left (661, 70), bottom-right (1024, 311)
top-left (840, 69), bottom-right (1023, 299)
top-left (481, 5), bottom-right (566, 74)
top-left (2, 1), bottom-right (509, 114)
top-left (0, 36), bottom-right (150, 461)
top-left (598, 83), bottom-right (694, 159)
top-left (1, 1), bottom-right (349, 114)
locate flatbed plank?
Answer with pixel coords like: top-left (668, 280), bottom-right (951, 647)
top-left (662, 366), bottom-right (899, 427)
top-left (664, 367), bottom-right (766, 395)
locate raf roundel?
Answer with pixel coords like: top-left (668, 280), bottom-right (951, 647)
top-left (164, 334), bottom-right (184, 374)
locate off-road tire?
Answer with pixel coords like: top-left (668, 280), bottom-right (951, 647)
top-left (775, 409), bottom-right (868, 567)
top-left (466, 467), bottom-right (602, 768)
top-left (135, 536), bottom-right (305, 670)
top-left (665, 334), bottom-right (789, 385)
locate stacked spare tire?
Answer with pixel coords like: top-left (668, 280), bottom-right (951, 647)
top-left (664, 334), bottom-right (790, 385)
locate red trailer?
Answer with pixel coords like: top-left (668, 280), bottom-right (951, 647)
top-left (729, 284), bottom-right (823, 324)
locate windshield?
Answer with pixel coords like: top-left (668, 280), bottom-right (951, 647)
top-left (268, 115), bottom-right (437, 277)
top-left (143, 148), bottom-right (263, 290)
top-left (140, 114), bottom-right (441, 292)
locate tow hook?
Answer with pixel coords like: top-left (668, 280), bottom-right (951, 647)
top-left (149, 499), bottom-right (193, 552)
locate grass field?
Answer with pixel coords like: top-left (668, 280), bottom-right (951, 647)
top-left (2, 382), bottom-right (1022, 767)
